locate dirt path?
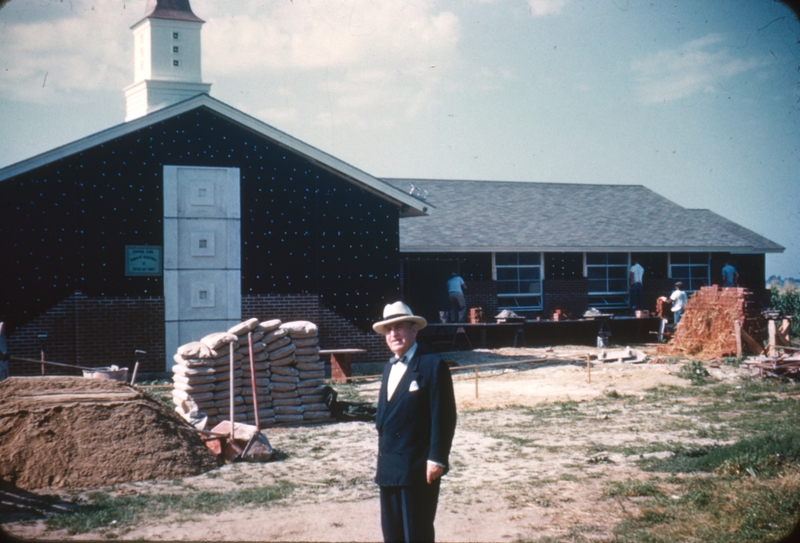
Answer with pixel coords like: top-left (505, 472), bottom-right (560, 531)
top-left (2, 347), bottom-right (758, 542)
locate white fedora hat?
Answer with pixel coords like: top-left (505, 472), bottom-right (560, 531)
top-left (373, 301), bottom-right (427, 335)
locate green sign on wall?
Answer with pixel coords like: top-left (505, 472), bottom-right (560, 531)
top-left (125, 246), bottom-right (162, 276)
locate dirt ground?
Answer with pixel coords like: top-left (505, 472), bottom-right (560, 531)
top-left (2, 346), bottom-right (762, 542)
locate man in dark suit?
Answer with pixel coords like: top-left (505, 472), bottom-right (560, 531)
top-left (373, 301), bottom-right (457, 543)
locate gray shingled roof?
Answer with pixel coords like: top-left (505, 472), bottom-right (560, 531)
top-left (383, 179), bottom-right (784, 254)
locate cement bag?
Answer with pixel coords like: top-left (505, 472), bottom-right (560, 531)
top-left (280, 321), bottom-right (318, 339)
top-left (228, 318), bottom-right (260, 336)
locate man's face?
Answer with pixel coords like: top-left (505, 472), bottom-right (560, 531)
top-left (384, 321), bottom-right (417, 357)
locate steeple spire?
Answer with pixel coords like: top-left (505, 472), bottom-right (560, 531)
top-left (124, 0), bottom-right (211, 121)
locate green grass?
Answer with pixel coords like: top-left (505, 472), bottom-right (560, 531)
top-left (610, 468), bottom-right (800, 543)
top-left (641, 430), bottom-right (800, 476)
top-left (45, 482), bottom-right (295, 535)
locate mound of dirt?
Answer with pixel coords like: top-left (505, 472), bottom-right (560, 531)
top-left (0, 377), bottom-right (219, 490)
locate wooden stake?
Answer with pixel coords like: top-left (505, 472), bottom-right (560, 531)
top-left (768, 320), bottom-right (777, 357)
top-left (587, 354), bottom-right (591, 383)
top-left (735, 320), bottom-right (743, 359)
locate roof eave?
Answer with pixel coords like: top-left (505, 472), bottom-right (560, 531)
top-left (0, 94), bottom-right (427, 216)
top-left (399, 245), bottom-right (785, 253)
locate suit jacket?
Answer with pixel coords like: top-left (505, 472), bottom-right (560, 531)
top-left (375, 348), bottom-right (457, 487)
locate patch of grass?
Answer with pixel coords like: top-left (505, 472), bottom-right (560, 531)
top-left (611, 468), bottom-right (800, 543)
top-left (331, 382), bottom-right (367, 402)
top-left (678, 360), bottom-right (710, 385)
top-left (44, 482), bottom-right (295, 535)
top-left (641, 431), bottom-right (800, 476)
top-left (721, 356), bottom-right (743, 368)
top-left (604, 479), bottom-right (661, 498)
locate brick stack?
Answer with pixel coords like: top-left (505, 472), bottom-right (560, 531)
top-left (657, 286), bottom-right (753, 361)
top-left (173, 318), bottom-right (332, 429)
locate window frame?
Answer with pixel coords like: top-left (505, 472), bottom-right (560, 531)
top-left (493, 252), bottom-right (544, 311)
top-left (668, 252), bottom-right (710, 292)
top-left (585, 252), bottom-right (630, 309)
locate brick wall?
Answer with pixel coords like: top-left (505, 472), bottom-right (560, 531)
top-left (463, 280), bottom-right (497, 321)
top-left (7, 293), bottom-right (165, 377)
top-left (542, 279), bottom-right (589, 318)
top-left (242, 294), bottom-right (391, 363)
top-left (6, 292), bottom-right (394, 378)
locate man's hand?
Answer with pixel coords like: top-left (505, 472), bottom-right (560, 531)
top-left (426, 462), bottom-right (444, 484)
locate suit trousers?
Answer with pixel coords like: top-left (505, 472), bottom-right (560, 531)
top-left (380, 479), bottom-right (441, 543)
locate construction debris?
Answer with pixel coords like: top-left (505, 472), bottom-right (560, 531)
top-left (746, 350), bottom-right (800, 380)
top-left (172, 318), bottom-right (333, 430)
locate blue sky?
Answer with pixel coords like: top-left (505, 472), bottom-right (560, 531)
top-left (1, 0), bottom-right (798, 278)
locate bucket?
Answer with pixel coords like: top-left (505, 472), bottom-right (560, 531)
top-left (83, 366), bottom-right (129, 382)
top-left (596, 336), bottom-right (609, 349)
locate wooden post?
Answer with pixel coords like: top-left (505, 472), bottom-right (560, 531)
top-left (586, 354), bottom-right (591, 383)
top-left (768, 319), bottom-right (777, 357)
top-left (474, 365), bottom-right (479, 399)
top-left (734, 320), bottom-right (743, 359)
top-left (779, 318), bottom-right (791, 345)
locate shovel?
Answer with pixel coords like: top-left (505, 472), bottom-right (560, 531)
top-left (210, 342), bottom-right (244, 462)
top-left (240, 331), bottom-right (274, 462)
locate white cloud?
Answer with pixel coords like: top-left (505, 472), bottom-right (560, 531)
top-left (0, 1), bottom-right (130, 103)
top-left (199, 0), bottom-right (462, 130)
top-left (527, 0), bottom-right (567, 17)
top-left (630, 34), bottom-right (768, 104)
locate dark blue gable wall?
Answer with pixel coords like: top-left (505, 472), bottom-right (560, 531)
top-left (0, 107), bottom-right (400, 332)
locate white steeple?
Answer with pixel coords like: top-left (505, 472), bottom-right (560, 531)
top-left (124, 0), bottom-right (212, 121)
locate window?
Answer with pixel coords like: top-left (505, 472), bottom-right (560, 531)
top-left (173, 60), bottom-right (180, 67)
top-left (494, 252), bottom-right (543, 311)
top-left (670, 252), bottom-right (709, 291)
top-left (173, 32), bottom-right (180, 40)
top-left (173, 46), bottom-right (179, 53)
top-left (586, 252), bottom-right (629, 308)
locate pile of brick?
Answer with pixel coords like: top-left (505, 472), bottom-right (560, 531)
top-left (657, 286), bottom-right (755, 361)
top-left (172, 318), bottom-right (332, 428)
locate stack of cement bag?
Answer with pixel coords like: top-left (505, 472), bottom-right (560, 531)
top-left (172, 318), bottom-right (333, 428)
top-left (276, 321), bottom-right (330, 423)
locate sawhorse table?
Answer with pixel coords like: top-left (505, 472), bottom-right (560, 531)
top-left (319, 349), bottom-right (367, 383)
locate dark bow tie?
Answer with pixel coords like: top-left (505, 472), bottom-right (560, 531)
top-left (390, 355), bottom-right (407, 365)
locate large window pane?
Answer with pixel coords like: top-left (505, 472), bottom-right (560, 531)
top-left (495, 252), bottom-right (543, 311)
top-left (669, 252), bottom-right (709, 292)
top-left (587, 267), bottom-right (606, 279)
top-left (586, 252), bottom-right (630, 307)
top-left (586, 253), bottom-right (606, 265)
top-left (497, 282), bottom-right (518, 294)
top-left (607, 253), bottom-right (628, 265)
top-left (588, 279), bottom-right (606, 292)
top-left (609, 267), bottom-right (627, 279)
top-left (609, 279), bottom-right (627, 292)
top-left (495, 253), bottom-right (517, 266)
top-left (521, 281), bottom-right (541, 294)
top-left (518, 253), bottom-right (541, 266)
top-left (671, 253), bottom-right (690, 264)
top-left (496, 268), bottom-right (517, 281)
